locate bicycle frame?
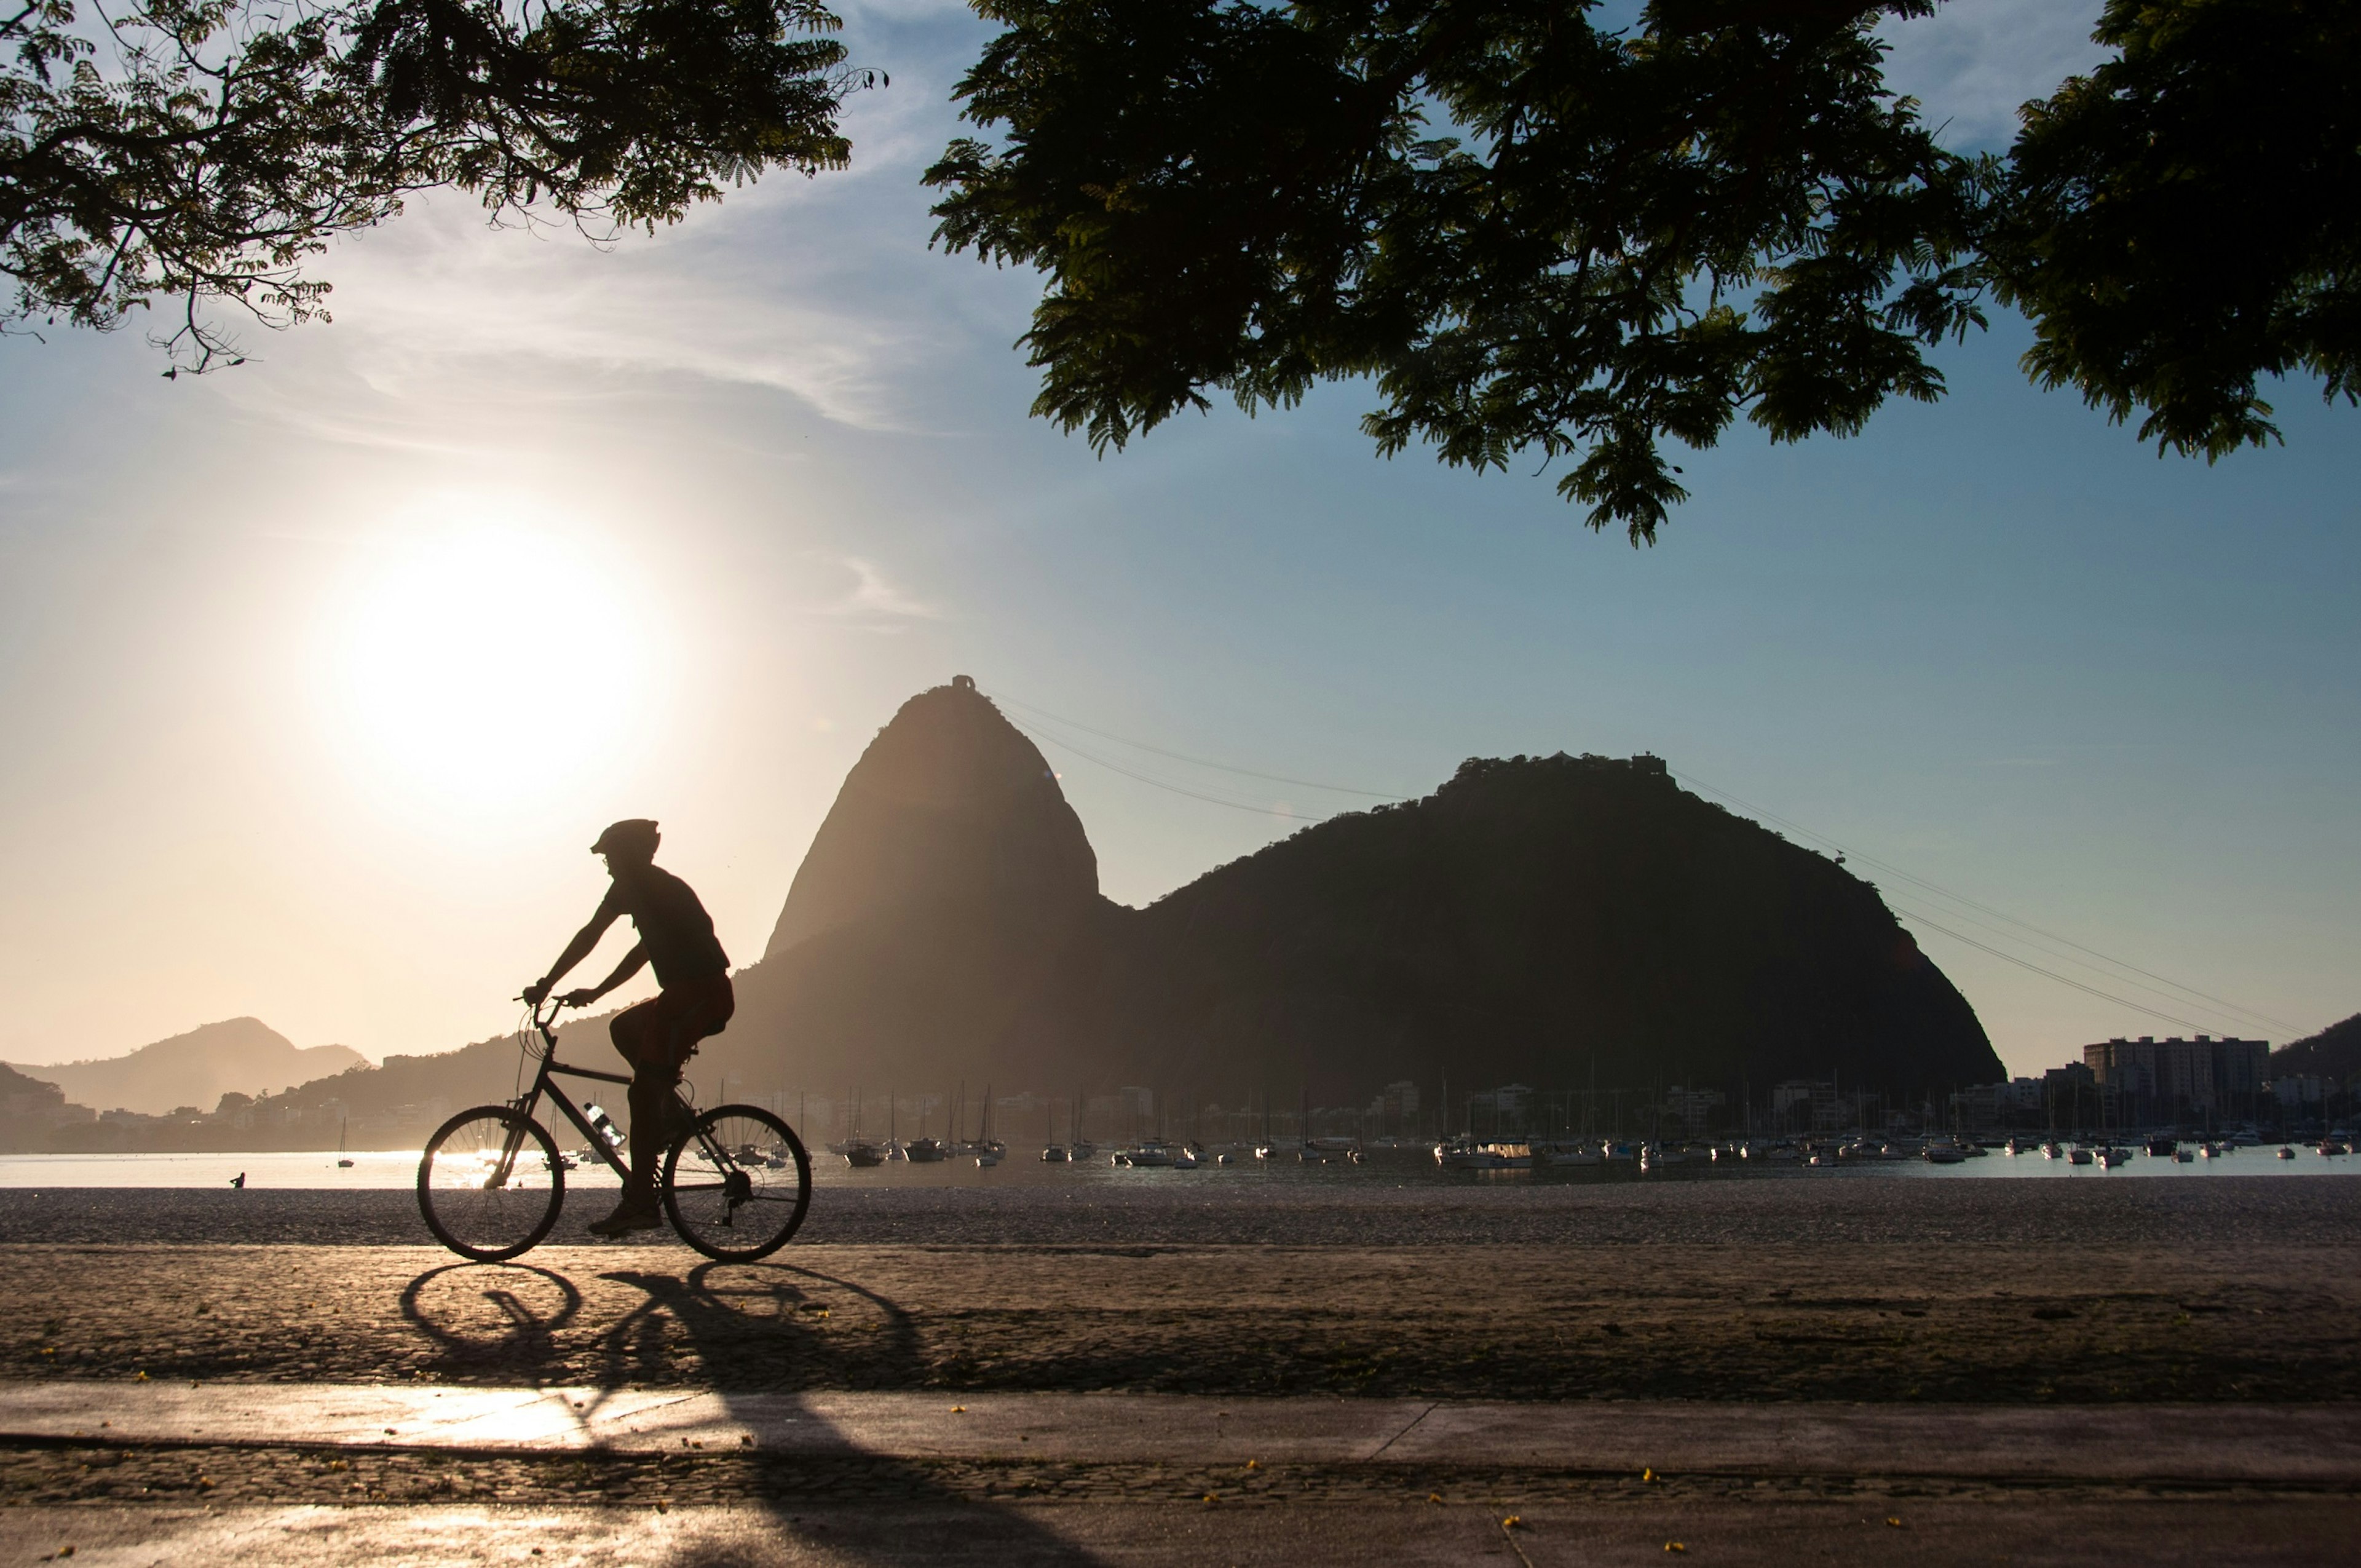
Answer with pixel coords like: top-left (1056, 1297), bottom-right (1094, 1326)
top-left (490, 1000), bottom-right (700, 1187)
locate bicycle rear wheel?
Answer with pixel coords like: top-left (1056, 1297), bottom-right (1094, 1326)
top-left (417, 1106), bottom-right (565, 1262)
top-left (662, 1105), bottom-right (811, 1262)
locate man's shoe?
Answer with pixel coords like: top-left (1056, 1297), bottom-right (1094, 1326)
top-left (587, 1200), bottom-right (662, 1238)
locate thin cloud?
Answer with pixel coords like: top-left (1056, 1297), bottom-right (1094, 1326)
top-left (318, 191), bottom-right (928, 429)
top-left (808, 554), bottom-right (943, 628)
top-left (1881, 0), bottom-right (2110, 151)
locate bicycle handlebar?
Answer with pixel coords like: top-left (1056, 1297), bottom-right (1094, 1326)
top-left (518, 994), bottom-right (572, 1034)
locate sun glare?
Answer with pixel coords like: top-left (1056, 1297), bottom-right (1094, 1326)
top-left (322, 510), bottom-right (654, 819)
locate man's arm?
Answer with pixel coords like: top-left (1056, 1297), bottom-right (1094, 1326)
top-left (522, 896), bottom-right (623, 1004)
top-left (558, 943), bottom-right (649, 1009)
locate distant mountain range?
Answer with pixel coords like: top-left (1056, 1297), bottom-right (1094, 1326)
top-left (3, 1018), bottom-right (363, 1117)
top-left (714, 681), bottom-right (2001, 1105)
top-left (71, 678), bottom-right (2031, 1149)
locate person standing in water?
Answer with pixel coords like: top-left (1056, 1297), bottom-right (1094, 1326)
top-left (523, 819), bottom-right (734, 1237)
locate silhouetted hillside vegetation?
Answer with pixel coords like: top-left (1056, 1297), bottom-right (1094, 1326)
top-left (1098, 752), bottom-right (1997, 1103)
top-left (2271, 1013), bottom-right (2361, 1080)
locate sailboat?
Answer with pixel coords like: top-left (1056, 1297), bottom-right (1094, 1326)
top-left (906, 1093), bottom-right (947, 1162)
top-left (842, 1084), bottom-right (887, 1166)
top-left (975, 1083), bottom-right (1003, 1166)
top-left (336, 1115), bottom-right (354, 1168)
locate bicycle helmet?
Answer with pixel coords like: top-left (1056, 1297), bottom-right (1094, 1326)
top-left (591, 818), bottom-right (660, 858)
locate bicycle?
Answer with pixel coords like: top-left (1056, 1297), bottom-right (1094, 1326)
top-left (415, 998), bottom-right (812, 1263)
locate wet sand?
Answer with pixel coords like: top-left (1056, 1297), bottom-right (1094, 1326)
top-left (10, 1241), bottom-right (2344, 1403)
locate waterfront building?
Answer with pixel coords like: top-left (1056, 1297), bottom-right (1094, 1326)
top-left (1663, 1085), bottom-right (1726, 1138)
top-left (1772, 1079), bottom-right (1845, 1133)
top-left (2083, 1035), bottom-right (2268, 1123)
top-left (1948, 1077), bottom-right (2045, 1132)
top-left (2271, 1075), bottom-right (2328, 1107)
top-left (1466, 1083), bottom-right (1532, 1137)
top-left (1364, 1080), bottom-right (1422, 1135)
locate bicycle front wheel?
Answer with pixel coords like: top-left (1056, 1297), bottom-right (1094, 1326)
top-left (417, 1105), bottom-right (565, 1262)
top-left (662, 1106), bottom-right (812, 1262)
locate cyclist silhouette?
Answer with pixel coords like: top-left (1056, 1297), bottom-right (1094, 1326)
top-left (523, 819), bottom-right (734, 1237)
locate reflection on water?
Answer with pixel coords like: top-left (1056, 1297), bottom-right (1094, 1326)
top-left (0, 1141), bottom-right (2355, 1189)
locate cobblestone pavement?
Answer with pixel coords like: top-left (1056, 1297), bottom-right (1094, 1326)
top-left (4, 1436), bottom-right (2358, 1510)
top-left (4, 1239), bottom-right (2355, 1403)
top-left (3, 1495), bottom-right (2354, 1568)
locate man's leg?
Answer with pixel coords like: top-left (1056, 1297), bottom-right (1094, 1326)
top-left (591, 978), bottom-right (733, 1237)
top-left (591, 1000), bottom-right (671, 1234)
top-left (623, 1039), bottom-right (687, 1205)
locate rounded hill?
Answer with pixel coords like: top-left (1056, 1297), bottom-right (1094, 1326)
top-left (1104, 752), bottom-right (2001, 1102)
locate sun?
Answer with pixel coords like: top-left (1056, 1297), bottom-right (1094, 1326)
top-left (320, 507), bottom-right (654, 818)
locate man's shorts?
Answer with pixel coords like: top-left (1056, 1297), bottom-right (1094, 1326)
top-left (611, 973), bottom-right (735, 1081)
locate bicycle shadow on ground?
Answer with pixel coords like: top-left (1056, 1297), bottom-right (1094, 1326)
top-left (398, 1263), bottom-right (584, 1376)
top-left (401, 1254), bottom-right (1107, 1566)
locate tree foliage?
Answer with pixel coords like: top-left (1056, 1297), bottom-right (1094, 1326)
top-left (2, 0), bottom-right (872, 370)
top-left (929, 0), bottom-right (2357, 540)
top-left (1987, 0), bottom-right (2359, 461)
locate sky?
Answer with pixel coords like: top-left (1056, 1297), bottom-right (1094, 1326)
top-left (1, 1), bottom-right (2353, 1080)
